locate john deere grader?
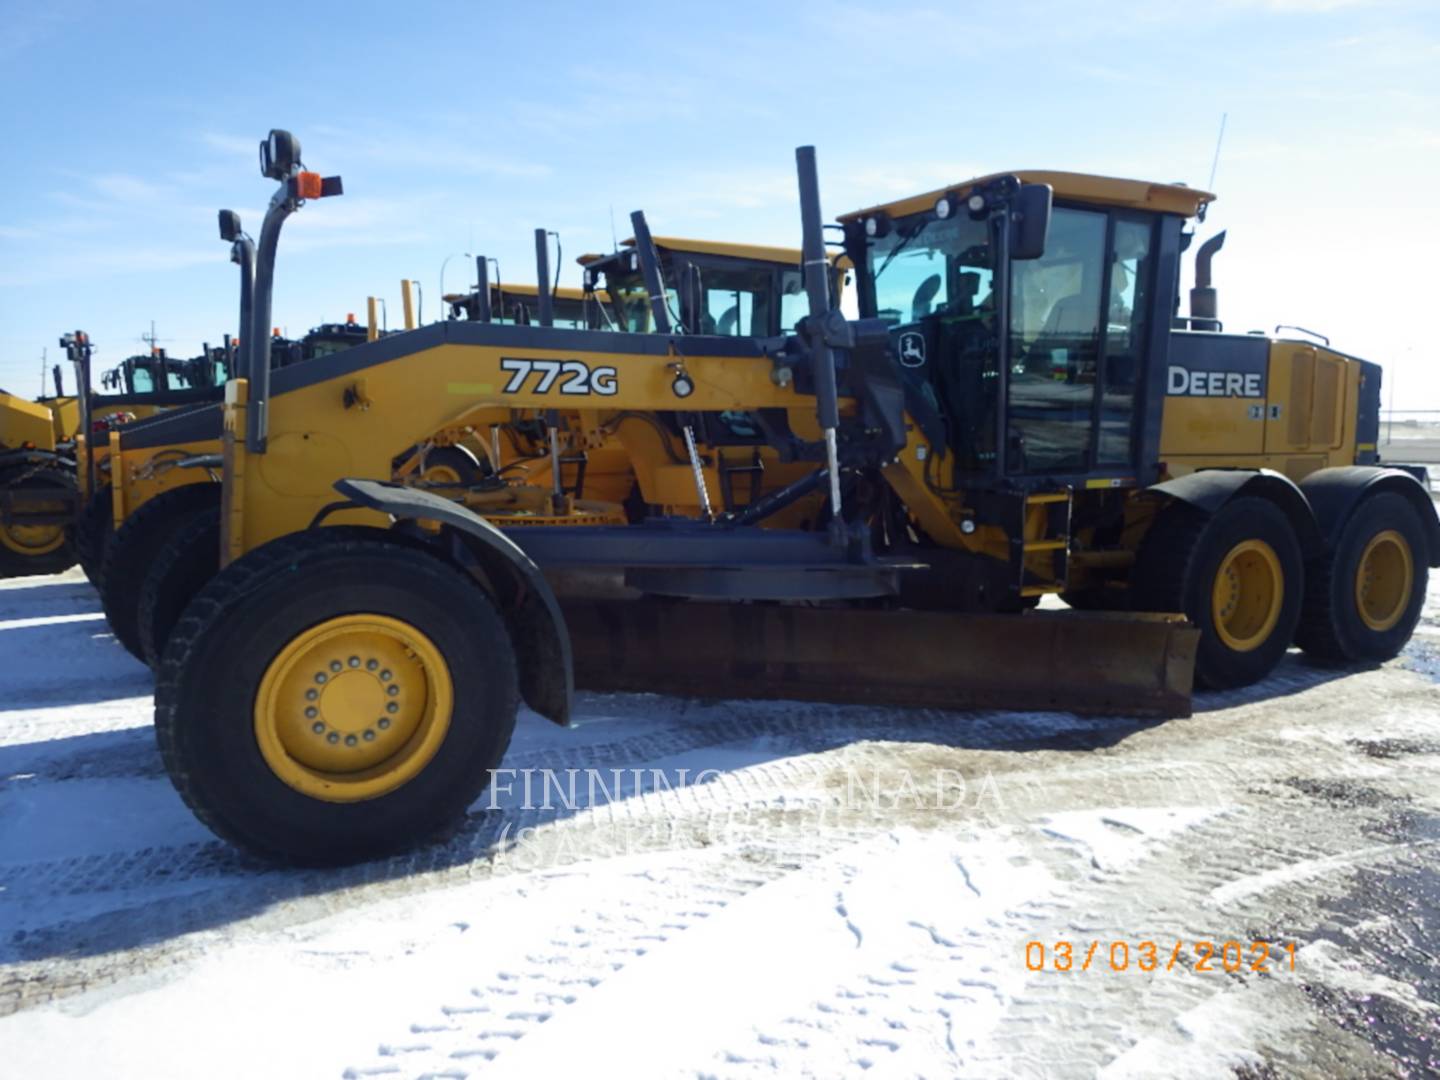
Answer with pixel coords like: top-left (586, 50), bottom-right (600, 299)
top-left (133, 130), bottom-right (1433, 865)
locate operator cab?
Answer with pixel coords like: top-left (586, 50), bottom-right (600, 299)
top-left (841, 172), bottom-right (1209, 487)
top-left (580, 237), bottom-right (845, 337)
top-left (444, 283), bottom-right (608, 330)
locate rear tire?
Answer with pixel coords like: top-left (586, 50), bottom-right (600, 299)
top-left (137, 508), bottom-right (220, 668)
top-left (75, 486), bottom-right (113, 588)
top-left (0, 464), bottom-right (77, 578)
top-left (1133, 496), bottom-right (1304, 690)
top-left (154, 528), bottom-right (519, 865)
top-left (1296, 492), bottom-right (1429, 663)
top-left (100, 484), bottom-right (220, 662)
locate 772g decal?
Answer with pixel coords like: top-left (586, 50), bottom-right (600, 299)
top-left (500, 357), bottom-right (618, 396)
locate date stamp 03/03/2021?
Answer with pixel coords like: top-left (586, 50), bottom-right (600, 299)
top-left (1025, 940), bottom-right (1298, 974)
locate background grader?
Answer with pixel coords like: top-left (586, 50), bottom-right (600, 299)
top-left (129, 130), bottom-right (1437, 865)
top-left (97, 224), bottom-right (848, 667)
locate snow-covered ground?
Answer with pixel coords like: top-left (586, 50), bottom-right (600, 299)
top-left (2, 565), bottom-right (1438, 1079)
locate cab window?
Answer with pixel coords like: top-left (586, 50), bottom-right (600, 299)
top-left (1007, 207), bottom-right (1107, 473)
top-left (696, 265), bottom-right (773, 336)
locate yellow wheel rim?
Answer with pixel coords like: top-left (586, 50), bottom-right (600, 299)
top-left (1354, 529), bottom-right (1412, 632)
top-left (254, 614), bottom-right (453, 803)
top-left (421, 462), bottom-right (463, 485)
top-left (0, 492), bottom-right (68, 557)
top-left (1210, 539), bottom-right (1284, 652)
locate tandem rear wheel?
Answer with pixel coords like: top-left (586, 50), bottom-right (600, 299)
top-left (0, 464), bottom-right (77, 578)
top-left (1296, 491), bottom-right (1430, 664)
top-left (1135, 496), bottom-right (1304, 690)
top-left (154, 529), bottom-right (520, 865)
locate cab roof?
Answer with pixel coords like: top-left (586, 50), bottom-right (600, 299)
top-left (443, 283), bottom-right (594, 303)
top-left (838, 171), bottom-right (1215, 223)
top-left (577, 236), bottom-right (807, 267)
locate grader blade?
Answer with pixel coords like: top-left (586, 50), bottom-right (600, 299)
top-left (561, 601), bottom-right (1198, 719)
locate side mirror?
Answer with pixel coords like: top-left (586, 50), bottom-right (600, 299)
top-left (1011, 183), bottom-right (1052, 261)
top-left (260, 129), bottom-right (300, 180)
top-left (218, 209), bottom-right (241, 242)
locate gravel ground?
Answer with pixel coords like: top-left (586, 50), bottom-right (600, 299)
top-left (0, 557), bottom-right (1437, 1079)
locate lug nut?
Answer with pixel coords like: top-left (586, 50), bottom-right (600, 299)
top-left (378, 718), bottom-right (391, 730)
top-left (363, 730), bottom-right (376, 742)
top-left (380, 670), bottom-right (392, 681)
top-left (330, 661), bottom-right (342, 673)
top-left (345, 735), bottom-right (358, 747)
top-left (312, 722), bottom-right (325, 734)
top-left (348, 656), bottom-right (360, 668)
top-left (366, 658), bottom-right (378, 671)
top-left (315, 673), bottom-right (327, 684)
top-left (306, 688), bottom-right (318, 701)
top-left (386, 702), bottom-right (399, 714)
top-left (327, 732), bottom-right (339, 744)
top-left (387, 685), bottom-right (399, 697)
top-left (305, 706), bottom-right (317, 719)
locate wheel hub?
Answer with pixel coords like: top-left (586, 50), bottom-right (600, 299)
top-left (1355, 529), bottom-right (1412, 632)
top-left (254, 615), bottom-right (453, 802)
top-left (1210, 539), bottom-right (1283, 653)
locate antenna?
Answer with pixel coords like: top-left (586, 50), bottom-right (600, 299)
top-left (609, 205), bottom-right (618, 251)
top-left (1207, 112), bottom-right (1228, 192)
top-left (38, 347), bottom-right (46, 396)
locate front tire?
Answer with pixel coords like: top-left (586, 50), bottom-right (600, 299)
top-left (137, 508), bottom-right (220, 668)
top-left (100, 484), bottom-right (220, 662)
top-left (1296, 492), bottom-right (1429, 663)
top-left (154, 529), bottom-right (519, 865)
top-left (75, 486), bottom-right (114, 588)
top-left (1134, 496), bottom-right (1304, 690)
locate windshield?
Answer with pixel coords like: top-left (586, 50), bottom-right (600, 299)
top-left (864, 206), bottom-right (1153, 476)
top-left (865, 213), bottom-right (999, 471)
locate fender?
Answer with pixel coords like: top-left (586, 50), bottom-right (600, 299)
top-left (1148, 468), bottom-right (1324, 556)
top-left (1300, 465), bottom-right (1440, 567)
top-left (330, 478), bottom-right (573, 726)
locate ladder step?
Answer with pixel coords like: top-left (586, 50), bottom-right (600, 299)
top-left (1026, 493), bottom-right (1069, 505)
top-left (1023, 539), bottom-right (1067, 552)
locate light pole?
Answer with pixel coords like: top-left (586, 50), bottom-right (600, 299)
top-left (440, 252), bottom-right (472, 320)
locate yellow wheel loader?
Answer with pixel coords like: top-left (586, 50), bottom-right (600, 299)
top-left (142, 130), bottom-right (1437, 865)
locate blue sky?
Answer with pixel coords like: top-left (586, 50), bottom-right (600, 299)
top-left (2, 0), bottom-right (1437, 405)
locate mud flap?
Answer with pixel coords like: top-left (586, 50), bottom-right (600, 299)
top-left (561, 601), bottom-right (1198, 719)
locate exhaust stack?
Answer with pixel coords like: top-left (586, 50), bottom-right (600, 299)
top-left (1189, 230), bottom-right (1226, 331)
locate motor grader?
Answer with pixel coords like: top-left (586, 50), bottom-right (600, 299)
top-left (141, 130), bottom-right (1434, 864)
top-left (66, 333), bottom-right (244, 584)
top-left (102, 220), bottom-right (847, 667)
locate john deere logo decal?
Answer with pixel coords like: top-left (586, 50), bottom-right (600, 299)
top-left (898, 332), bottom-right (926, 368)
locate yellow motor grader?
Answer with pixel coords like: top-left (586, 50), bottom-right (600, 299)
top-left (137, 130), bottom-right (1433, 864)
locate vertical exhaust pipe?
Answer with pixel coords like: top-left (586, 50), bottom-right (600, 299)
top-left (794, 145), bottom-right (844, 526)
top-left (629, 210), bottom-right (672, 335)
top-left (534, 229), bottom-right (554, 327)
top-left (474, 255), bottom-right (492, 322)
top-left (1190, 230), bottom-right (1226, 331)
